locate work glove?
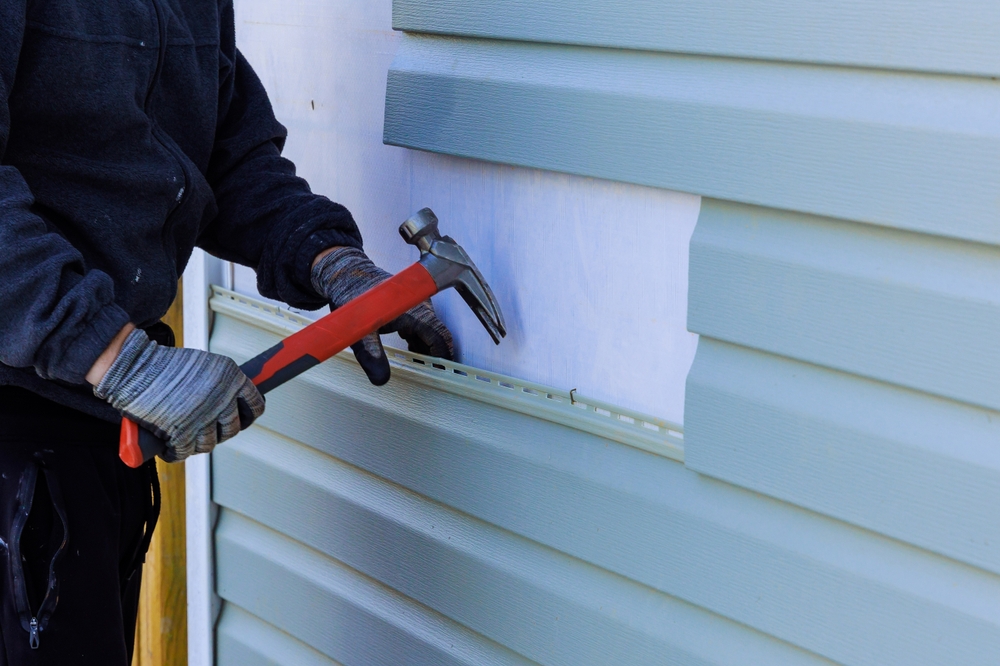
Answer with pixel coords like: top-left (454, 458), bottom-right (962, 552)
top-left (94, 329), bottom-right (265, 461)
top-left (311, 247), bottom-right (455, 386)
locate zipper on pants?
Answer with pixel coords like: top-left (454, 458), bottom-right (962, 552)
top-left (9, 463), bottom-right (69, 650)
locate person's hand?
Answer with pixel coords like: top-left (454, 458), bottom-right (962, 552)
top-left (311, 247), bottom-right (455, 385)
top-left (92, 329), bottom-right (265, 461)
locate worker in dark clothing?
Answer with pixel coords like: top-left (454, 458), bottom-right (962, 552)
top-left (0, 1), bottom-right (454, 663)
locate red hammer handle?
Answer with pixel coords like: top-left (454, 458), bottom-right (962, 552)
top-left (118, 262), bottom-right (440, 468)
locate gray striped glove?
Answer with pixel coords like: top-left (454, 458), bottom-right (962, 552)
top-left (312, 247), bottom-right (455, 386)
top-left (94, 329), bottom-right (265, 461)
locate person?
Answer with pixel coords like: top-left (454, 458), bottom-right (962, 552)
top-left (0, 1), bottom-right (454, 663)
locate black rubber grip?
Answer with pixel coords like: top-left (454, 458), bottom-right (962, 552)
top-left (138, 427), bottom-right (169, 463)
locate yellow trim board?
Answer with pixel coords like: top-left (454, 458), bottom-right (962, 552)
top-left (210, 287), bottom-right (684, 463)
top-left (134, 281), bottom-right (187, 666)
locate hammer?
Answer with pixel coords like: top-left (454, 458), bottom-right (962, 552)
top-left (119, 208), bottom-right (506, 467)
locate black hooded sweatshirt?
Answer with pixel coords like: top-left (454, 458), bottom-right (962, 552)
top-left (0, 0), bottom-right (363, 420)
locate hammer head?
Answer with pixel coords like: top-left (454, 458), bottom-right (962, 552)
top-left (400, 208), bottom-right (507, 344)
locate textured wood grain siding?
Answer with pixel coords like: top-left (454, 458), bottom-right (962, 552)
top-left (384, 36), bottom-right (1000, 245)
top-left (688, 201), bottom-right (1000, 412)
top-left (685, 338), bottom-right (1000, 576)
top-left (685, 199), bottom-right (1000, 576)
top-left (385, 15), bottom-right (1000, 569)
top-left (216, 512), bottom-right (533, 666)
top-left (217, 606), bottom-right (341, 666)
top-left (214, 429), bottom-right (826, 666)
top-left (393, 0), bottom-right (1000, 77)
top-left (210, 303), bottom-right (1000, 666)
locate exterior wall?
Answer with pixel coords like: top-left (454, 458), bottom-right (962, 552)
top-left (383, 0), bottom-right (1000, 663)
top-left (210, 290), bottom-right (1000, 666)
top-left (197, 1), bottom-right (1000, 664)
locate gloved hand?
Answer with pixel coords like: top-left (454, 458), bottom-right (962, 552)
top-left (93, 329), bottom-right (265, 461)
top-left (311, 247), bottom-right (455, 385)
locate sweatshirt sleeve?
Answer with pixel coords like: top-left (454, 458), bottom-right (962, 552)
top-left (198, 0), bottom-right (363, 310)
top-left (0, 3), bottom-right (130, 385)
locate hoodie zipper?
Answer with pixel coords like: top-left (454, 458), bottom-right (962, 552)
top-left (9, 465), bottom-right (68, 650)
top-left (146, 0), bottom-right (190, 219)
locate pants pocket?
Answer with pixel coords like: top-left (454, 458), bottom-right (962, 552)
top-left (8, 462), bottom-right (69, 650)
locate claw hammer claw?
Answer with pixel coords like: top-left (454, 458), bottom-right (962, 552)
top-left (119, 208), bottom-right (507, 467)
top-left (401, 208), bottom-right (506, 344)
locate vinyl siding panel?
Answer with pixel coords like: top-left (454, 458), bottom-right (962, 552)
top-left (215, 427), bottom-right (826, 666)
top-left (385, 36), bottom-right (1000, 245)
top-left (210, 295), bottom-right (1000, 666)
top-left (683, 196), bottom-right (1000, 580)
top-left (217, 606), bottom-right (342, 666)
top-left (216, 511), bottom-right (533, 666)
top-left (685, 337), bottom-right (1000, 577)
top-left (688, 201), bottom-right (1000, 413)
top-left (392, 0), bottom-right (1000, 78)
top-left (207, 2), bottom-right (1000, 663)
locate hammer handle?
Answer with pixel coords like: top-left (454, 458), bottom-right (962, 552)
top-left (118, 262), bottom-right (440, 468)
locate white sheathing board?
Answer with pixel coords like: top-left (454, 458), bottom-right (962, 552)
top-left (230, 0), bottom-right (700, 424)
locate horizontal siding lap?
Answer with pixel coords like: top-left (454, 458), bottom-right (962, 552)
top-left (214, 428), bottom-right (831, 666)
top-left (684, 338), bottom-right (1000, 576)
top-left (217, 605), bottom-right (342, 666)
top-left (392, 0), bottom-right (1000, 78)
top-left (215, 511), bottom-right (536, 666)
top-left (379, 6), bottom-right (1000, 665)
top-left (385, 36), bottom-right (1000, 245)
top-left (688, 200), bottom-right (1000, 412)
top-left (686, 199), bottom-right (1000, 575)
top-left (209, 309), bottom-right (1000, 666)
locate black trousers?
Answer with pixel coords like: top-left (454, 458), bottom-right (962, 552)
top-left (0, 387), bottom-right (159, 665)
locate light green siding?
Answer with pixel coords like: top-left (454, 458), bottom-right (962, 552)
top-left (375, 3), bottom-right (1000, 664)
top-left (685, 337), bottom-right (1000, 576)
top-left (688, 202), bottom-right (1000, 412)
top-left (685, 201), bottom-right (1000, 577)
top-left (217, 606), bottom-right (341, 666)
top-left (392, 0), bottom-right (1000, 77)
top-left (211, 2), bottom-right (1000, 663)
top-left (385, 37), bottom-right (1000, 245)
top-left (211, 293), bottom-right (1000, 665)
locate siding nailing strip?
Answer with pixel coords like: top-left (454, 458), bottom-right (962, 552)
top-left (209, 287), bottom-right (684, 462)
